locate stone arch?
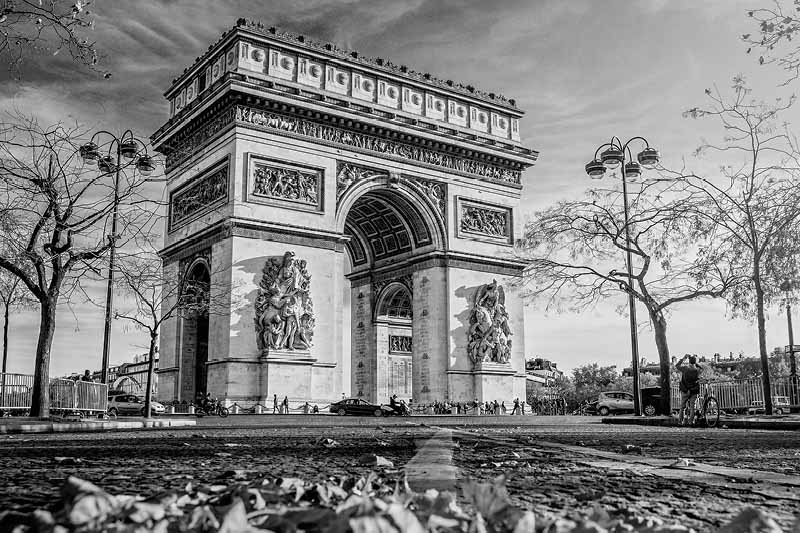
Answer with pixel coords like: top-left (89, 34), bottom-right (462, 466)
top-left (336, 176), bottom-right (446, 268)
top-left (178, 260), bottom-right (211, 402)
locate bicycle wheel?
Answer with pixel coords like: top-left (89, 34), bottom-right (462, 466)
top-left (218, 406), bottom-right (229, 418)
top-left (702, 396), bottom-right (720, 428)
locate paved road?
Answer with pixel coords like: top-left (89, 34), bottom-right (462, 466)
top-left (0, 416), bottom-right (797, 530)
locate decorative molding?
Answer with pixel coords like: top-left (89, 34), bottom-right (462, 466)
top-left (234, 106), bottom-right (522, 184)
top-left (169, 159), bottom-right (229, 231)
top-left (178, 248), bottom-right (212, 278)
top-left (246, 155), bottom-right (323, 211)
top-left (165, 106), bottom-right (237, 169)
top-left (407, 177), bottom-right (445, 219)
top-left (456, 197), bottom-right (512, 244)
top-left (389, 335), bottom-right (412, 353)
top-left (335, 161), bottom-right (387, 202)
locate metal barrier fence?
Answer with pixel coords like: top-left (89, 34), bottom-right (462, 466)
top-left (49, 379), bottom-right (108, 416)
top-left (0, 373), bottom-right (34, 413)
top-left (669, 376), bottom-right (799, 413)
top-left (0, 374), bottom-right (108, 416)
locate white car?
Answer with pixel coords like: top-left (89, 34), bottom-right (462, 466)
top-left (108, 393), bottom-right (165, 417)
top-left (596, 391), bottom-right (634, 416)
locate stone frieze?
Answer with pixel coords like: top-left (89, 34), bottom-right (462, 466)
top-left (252, 161), bottom-right (320, 207)
top-left (170, 163), bottom-right (229, 230)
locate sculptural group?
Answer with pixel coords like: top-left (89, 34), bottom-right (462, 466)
top-left (255, 252), bottom-right (315, 352)
top-left (467, 280), bottom-right (512, 365)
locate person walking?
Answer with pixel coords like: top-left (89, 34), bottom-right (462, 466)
top-left (282, 395), bottom-right (289, 414)
top-left (80, 370), bottom-right (93, 382)
top-left (511, 398), bottom-right (520, 416)
top-left (273, 394), bottom-right (278, 414)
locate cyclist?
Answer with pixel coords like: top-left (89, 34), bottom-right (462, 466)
top-left (677, 355), bottom-right (700, 425)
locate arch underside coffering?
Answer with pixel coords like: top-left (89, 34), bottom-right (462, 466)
top-left (343, 189), bottom-right (435, 268)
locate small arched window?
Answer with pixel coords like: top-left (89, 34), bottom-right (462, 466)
top-left (378, 285), bottom-right (412, 320)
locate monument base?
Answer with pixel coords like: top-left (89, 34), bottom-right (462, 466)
top-left (472, 361), bottom-right (518, 404)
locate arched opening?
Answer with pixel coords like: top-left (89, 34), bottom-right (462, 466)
top-left (376, 284), bottom-right (413, 401)
top-left (340, 184), bottom-right (443, 403)
top-left (179, 261), bottom-right (210, 402)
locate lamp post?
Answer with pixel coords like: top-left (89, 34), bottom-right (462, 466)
top-left (780, 279), bottom-right (798, 406)
top-left (79, 132), bottom-right (155, 384)
top-left (585, 137), bottom-right (660, 417)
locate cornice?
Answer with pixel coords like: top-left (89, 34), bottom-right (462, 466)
top-left (167, 21), bottom-right (520, 111)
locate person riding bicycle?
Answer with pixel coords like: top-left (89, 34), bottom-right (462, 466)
top-left (677, 354), bottom-right (701, 425)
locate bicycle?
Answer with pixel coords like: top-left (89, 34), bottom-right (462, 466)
top-left (680, 382), bottom-right (720, 428)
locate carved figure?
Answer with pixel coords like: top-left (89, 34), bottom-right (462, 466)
top-left (255, 252), bottom-right (315, 352)
top-left (467, 280), bottom-right (512, 366)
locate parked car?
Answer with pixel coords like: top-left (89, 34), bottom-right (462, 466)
top-left (329, 398), bottom-right (399, 417)
top-left (596, 391), bottom-right (634, 416)
top-left (747, 396), bottom-right (791, 415)
top-left (108, 393), bottom-right (165, 417)
top-left (641, 386), bottom-right (665, 416)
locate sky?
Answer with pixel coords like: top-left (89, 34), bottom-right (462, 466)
top-left (1, 0), bottom-right (798, 378)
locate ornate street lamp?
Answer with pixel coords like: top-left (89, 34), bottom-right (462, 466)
top-left (585, 136), bottom-right (660, 416)
top-left (780, 279), bottom-right (798, 406)
top-left (79, 131), bottom-right (154, 385)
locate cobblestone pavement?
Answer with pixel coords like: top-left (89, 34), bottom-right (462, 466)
top-left (451, 424), bottom-right (800, 530)
top-left (0, 418), bottom-right (797, 530)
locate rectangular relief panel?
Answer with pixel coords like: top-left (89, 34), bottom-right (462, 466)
top-left (169, 157), bottom-right (230, 232)
top-left (456, 196), bottom-right (513, 245)
top-left (245, 154), bottom-right (324, 213)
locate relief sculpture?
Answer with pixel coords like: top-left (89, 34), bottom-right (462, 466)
top-left (336, 162), bottom-right (387, 201)
top-left (467, 280), bottom-right (512, 366)
top-left (255, 252), bottom-right (315, 353)
top-left (460, 204), bottom-right (508, 238)
top-left (252, 163), bottom-right (319, 206)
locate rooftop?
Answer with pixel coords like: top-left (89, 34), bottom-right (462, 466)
top-left (168, 18), bottom-right (520, 111)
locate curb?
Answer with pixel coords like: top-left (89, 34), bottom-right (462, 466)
top-left (602, 415), bottom-right (800, 430)
top-left (0, 418), bottom-right (197, 435)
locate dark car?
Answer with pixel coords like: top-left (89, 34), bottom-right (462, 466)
top-left (641, 386), bottom-right (666, 416)
top-left (329, 398), bottom-right (398, 417)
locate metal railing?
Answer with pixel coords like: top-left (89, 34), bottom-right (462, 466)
top-left (0, 374), bottom-right (108, 417)
top-left (49, 379), bottom-right (108, 416)
top-left (0, 373), bottom-right (34, 414)
top-left (670, 375), bottom-right (799, 413)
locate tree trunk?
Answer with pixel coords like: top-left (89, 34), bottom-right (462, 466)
top-left (649, 310), bottom-right (672, 416)
top-left (30, 300), bottom-right (56, 418)
top-left (143, 333), bottom-right (158, 420)
top-left (754, 270), bottom-right (773, 415)
top-left (2, 302), bottom-right (8, 373)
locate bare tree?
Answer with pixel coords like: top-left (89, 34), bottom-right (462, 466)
top-left (114, 252), bottom-right (229, 419)
top-left (743, 1), bottom-right (800, 85)
top-left (0, 0), bottom-right (106, 77)
top-left (0, 114), bottom-right (156, 417)
top-left (0, 269), bottom-right (36, 373)
top-left (667, 77), bottom-right (800, 414)
top-left (517, 180), bottom-right (742, 415)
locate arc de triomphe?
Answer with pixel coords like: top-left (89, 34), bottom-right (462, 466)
top-left (151, 20), bottom-right (538, 407)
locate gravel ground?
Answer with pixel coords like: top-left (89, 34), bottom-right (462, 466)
top-left (1, 419), bottom-right (798, 530)
top-left (0, 426), bottom-right (423, 514)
